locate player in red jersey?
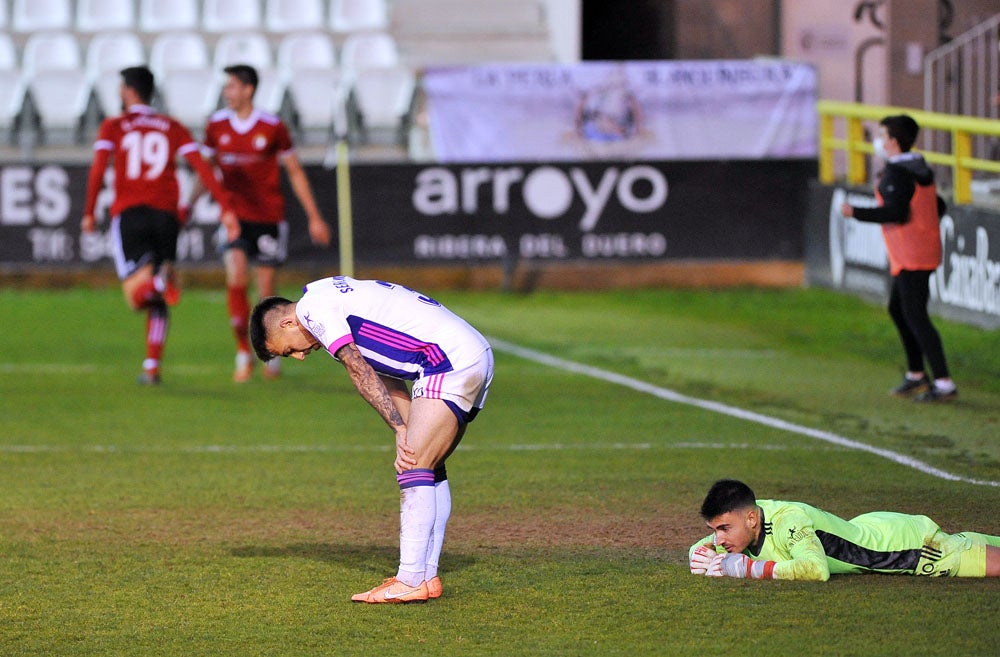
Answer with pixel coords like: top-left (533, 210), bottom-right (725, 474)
top-left (82, 66), bottom-right (237, 384)
top-left (194, 64), bottom-right (331, 383)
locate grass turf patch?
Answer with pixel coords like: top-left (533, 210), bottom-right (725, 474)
top-left (0, 285), bottom-right (998, 655)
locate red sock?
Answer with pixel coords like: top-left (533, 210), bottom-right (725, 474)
top-left (145, 302), bottom-right (169, 370)
top-left (130, 280), bottom-right (159, 309)
top-left (227, 286), bottom-right (251, 353)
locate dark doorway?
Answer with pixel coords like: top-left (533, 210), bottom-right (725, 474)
top-left (581, 0), bottom-right (675, 60)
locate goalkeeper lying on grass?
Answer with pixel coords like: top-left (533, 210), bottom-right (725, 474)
top-left (689, 479), bottom-right (1000, 581)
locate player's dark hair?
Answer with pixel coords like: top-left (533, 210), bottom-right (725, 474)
top-left (224, 64), bottom-right (259, 94)
top-left (700, 479), bottom-right (757, 520)
top-left (120, 66), bottom-right (155, 104)
top-left (250, 296), bottom-right (293, 362)
top-left (880, 114), bottom-right (919, 152)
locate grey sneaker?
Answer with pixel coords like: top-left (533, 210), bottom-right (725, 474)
top-left (891, 375), bottom-right (929, 397)
top-left (914, 386), bottom-right (957, 402)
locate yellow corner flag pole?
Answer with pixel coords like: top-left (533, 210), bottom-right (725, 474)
top-left (334, 137), bottom-right (354, 278)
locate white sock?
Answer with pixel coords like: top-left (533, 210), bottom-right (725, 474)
top-left (423, 480), bottom-right (452, 581)
top-left (397, 484), bottom-right (435, 587)
top-left (934, 379), bottom-right (956, 393)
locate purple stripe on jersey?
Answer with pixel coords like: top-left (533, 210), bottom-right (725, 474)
top-left (397, 468), bottom-right (435, 489)
top-left (358, 323), bottom-right (446, 365)
top-left (347, 316), bottom-right (454, 376)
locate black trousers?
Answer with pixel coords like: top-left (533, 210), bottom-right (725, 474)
top-left (888, 269), bottom-right (950, 379)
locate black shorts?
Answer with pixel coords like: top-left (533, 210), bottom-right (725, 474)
top-left (110, 206), bottom-right (180, 280)
top-left (218, 220), bottom-right (288, 267)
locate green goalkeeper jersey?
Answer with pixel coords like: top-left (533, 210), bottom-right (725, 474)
top-left (690, 500), bottom-right (942, 581)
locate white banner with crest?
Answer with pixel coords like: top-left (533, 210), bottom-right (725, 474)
top-left (423, 60), bottom-right (818, 162)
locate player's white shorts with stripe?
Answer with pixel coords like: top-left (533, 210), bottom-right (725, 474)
top-left (411, 347), bottom-right (493, 423)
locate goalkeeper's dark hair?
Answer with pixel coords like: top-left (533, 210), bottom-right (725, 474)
top-left (249, 296), bottom-right (294, 362)
top-left (700, 479), bottom-right (757, 520)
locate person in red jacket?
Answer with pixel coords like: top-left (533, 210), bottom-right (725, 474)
top-left (82, 66), bottom-right (236, 384)
top-left (841, 114), bottom-right (956, 402)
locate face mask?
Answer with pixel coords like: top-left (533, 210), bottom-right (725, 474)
top-left (872, 137), bottom-right (887, 158)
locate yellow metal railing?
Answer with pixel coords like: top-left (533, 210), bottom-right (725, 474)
top-left (817, 100), bottom-right (1000, 204)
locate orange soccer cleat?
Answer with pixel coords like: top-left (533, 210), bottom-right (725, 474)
top-left (350, 577), bottom-right (429, 604)
top-left (426, 576), bottom-right (442, 599)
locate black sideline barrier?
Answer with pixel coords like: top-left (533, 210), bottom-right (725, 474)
top-left (0, 160), bottom-right (814, 271)
top-left (805, 180), bottom-right (1000, 329)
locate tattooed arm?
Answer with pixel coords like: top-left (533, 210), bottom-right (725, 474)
top-left (335, 342), bottom-right (416, 472)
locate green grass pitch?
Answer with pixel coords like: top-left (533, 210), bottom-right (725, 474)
top-left (1, 283), bottom-right (998, 656)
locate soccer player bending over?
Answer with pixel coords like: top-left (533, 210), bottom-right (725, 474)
top-left (689, 479), bottom-right (1000, 580)
top-left (250, 276), bottom-right (493, 603)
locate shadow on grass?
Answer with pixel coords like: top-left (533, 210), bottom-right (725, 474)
top-left (229, 542), bottom-right (477, 576)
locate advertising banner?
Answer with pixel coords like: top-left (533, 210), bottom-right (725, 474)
top-left (348, 160), bottom-right (812, 263)
top-left (423, 60), bottom-right (818, 162)
top-left (0, 160), bottom-right (815, 271)
top-left (805, 181), bottom-right (1000, 329)
top-left (0, 164), bottom-right (328, 271)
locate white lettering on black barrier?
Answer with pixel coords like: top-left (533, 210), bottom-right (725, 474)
top-left (412, 165), bottom-right (668, 229)
top-left (933, 220), bottom-right (1000, 316)
top-left (582, 233), bottom-right (667, 257)
top-left (828, 188), bottom-right (1000, 319)
top-left (0, 166), bottom-right (71, 227)
top-left (414, 234), bottom-right (508, 259)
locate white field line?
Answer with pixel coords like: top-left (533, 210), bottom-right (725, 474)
top-left (0, 442), bottom-right (846, 454)
top-left (489, 338), bottom-right (1000, 488)
top-left (0, 363), bottom-right (218, 375)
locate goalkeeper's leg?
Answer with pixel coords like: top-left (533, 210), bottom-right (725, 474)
top-left (953, 533), bottom-right (1000, 577)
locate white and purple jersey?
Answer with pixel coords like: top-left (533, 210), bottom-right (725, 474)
top-left (296, 277), bottom-right (493, 417)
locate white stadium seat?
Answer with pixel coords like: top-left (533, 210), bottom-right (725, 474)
top-left (277, 31), bottom-right (343, 141)
top-left (76, 0), bottom-right (136, 33)
top-left (202, 0), bottom-right (263, 33)
top-left (339, 33), bottom-right (413, 144)
top-left (339, 31), bottom-right (400, 79)
top-left (214, 31), bottom-right (274, 70)
top-left (351, 64), bottom-right (414, 143)
top-left (277, 30), bottom-right (337, 73)
top-left (329, 0), bottom-right (387, 34)
top-left (86, 32), bottom-right (146, 117)
top-left (266, 0), bottom-right (325, 33)
top-left (22, 31), bottom-right (92, 139)
top-left (214, 32), bottom-right (285, 114)
top-left (0, 33), bottom-right (28, 134)
top-left (139, 0), bottom-right (199, 33)
top-left (150, 31), bottom-right (219, 129)
top-left (12, 0), bottom-right (72, 32)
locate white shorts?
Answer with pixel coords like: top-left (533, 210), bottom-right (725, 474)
top-left (411, 347), bottom-right (493, 424)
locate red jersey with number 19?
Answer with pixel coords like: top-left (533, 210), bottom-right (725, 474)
top-left (203, 108), bottom-right (293, 224)
top-left (86, 105), bottom-right (201, 218)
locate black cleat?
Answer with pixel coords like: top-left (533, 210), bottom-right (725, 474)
top-left (914, 386), bottom-right (957, 403)
top-left (890, 375), bottom-right (929, 397)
